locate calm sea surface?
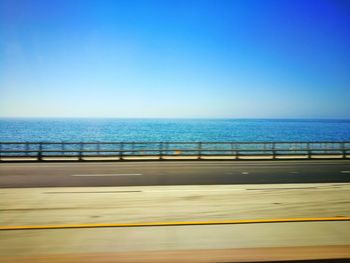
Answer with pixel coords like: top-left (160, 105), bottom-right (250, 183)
top-left (0, 119), bottom-right (350, 142)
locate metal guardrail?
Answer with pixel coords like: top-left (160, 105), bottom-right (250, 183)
top-left (0, 141), bottom-right (349, 161)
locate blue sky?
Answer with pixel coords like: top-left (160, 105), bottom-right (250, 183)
top-left (1, 0), bottom-right (350, 118)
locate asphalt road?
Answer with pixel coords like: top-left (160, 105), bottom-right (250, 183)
top-left (1, 160), bottom-right (350, 188)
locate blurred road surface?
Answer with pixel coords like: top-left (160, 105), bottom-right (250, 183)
top-left (1, 160), bottom-right (350, 187)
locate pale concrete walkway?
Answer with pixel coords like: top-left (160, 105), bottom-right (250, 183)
top-left (1, 183), bottom-right (350, 262)
top-left (1, 183), bottom-right (350, 226)
top-left (1, 223), bottom-right (350, 257)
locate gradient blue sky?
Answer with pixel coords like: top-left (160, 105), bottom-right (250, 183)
top-left (1, 0), bottom-right (350, 118)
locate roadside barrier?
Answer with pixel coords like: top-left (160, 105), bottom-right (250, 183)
top-left (0, 141), bottom-right (349, 161)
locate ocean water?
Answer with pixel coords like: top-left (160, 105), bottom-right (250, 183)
top-left (1, 118), bottom-right (350, 142)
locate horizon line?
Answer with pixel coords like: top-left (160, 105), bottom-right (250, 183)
top-left (0, 117), bottom-right (350, 120)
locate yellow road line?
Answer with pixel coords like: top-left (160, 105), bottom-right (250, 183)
top-left (1, 217), bottom-right (350, 231)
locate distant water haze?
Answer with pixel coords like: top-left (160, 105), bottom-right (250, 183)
top-left (1, 119), bottom-right (350, 142)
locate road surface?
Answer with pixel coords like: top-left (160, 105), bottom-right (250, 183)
top-left (1, 160), bottom-right (350, 188)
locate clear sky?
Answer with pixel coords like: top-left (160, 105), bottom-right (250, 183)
top-left (0, 0), bottom-right (350, 118)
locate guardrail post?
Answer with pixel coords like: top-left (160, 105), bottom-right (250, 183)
top-left (342, 142), bottom-right (346, 159)
top-left (232, 143), bottom-right (238, 160)
top-left (165, 142), bottom-right (169, 157)
top-left (119, 142), bottom-right (124, 160)
top-left (198, 142), bottom-right (202, 160)
top-left (38, 142), bottom-right (43, 161)
top-left (79, 143), bottom-right (83, 161)
top-left (159, 142), bottom-right (163, 160)
top-left (236, 143), bottom-right (241, 160)
top-left (307, 142), bottom-right (311, 159)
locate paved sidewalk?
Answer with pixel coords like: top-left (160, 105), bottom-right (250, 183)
top-left (1, 183), bottom-right (350, 226)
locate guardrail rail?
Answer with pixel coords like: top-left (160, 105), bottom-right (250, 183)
top-left (0, 141), bottom-right (349, 161)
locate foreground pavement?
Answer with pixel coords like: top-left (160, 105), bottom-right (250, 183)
top-left (1, 183), bottom-right (350, 262)
top-left (1, 161), bottom-right (350, 262)
top-left (1, 225), bottom-right (350, 262)
top-left (1, 183), bottom-right (350, 226)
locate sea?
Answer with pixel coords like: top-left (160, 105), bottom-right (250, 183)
top-left (1, 118), bottom-right (350, 142)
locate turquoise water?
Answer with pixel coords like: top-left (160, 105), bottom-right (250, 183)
top-left (0, 118), bottom-right (350, 142)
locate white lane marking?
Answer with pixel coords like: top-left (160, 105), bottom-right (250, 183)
top-left (340, 171), bottom-right (350, 173)
top-left (241, 172), bottom-right (249, 174)
top-left (71, 174), bottom-right (142, 177)
top-left (289, 171), bottom-right (299, 174)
